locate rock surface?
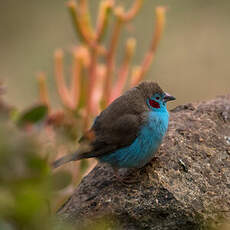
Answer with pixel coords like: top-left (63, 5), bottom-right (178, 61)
top-left (57, 95), bottom-right (230, 230)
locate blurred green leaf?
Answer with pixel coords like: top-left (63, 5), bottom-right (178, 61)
top-left (17, 104), bottom-right (48, 127)
top-left (0, 120), bottom-right (53, 230)
top-left (9, 108), bottom-right (20, 122)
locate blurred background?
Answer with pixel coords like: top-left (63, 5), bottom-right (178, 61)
top-left (0, 1), bottom-right (230, 229)
top-left (0, 0), bottom-right (230, 110)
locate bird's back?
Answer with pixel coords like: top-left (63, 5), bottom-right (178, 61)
top-left (92, 87), bottom-right (147, 133)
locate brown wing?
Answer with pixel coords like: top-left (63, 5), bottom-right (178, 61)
top-left (77, 113), bottom-right (142, 159)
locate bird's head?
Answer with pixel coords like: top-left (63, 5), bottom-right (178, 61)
top-left (136, 81), bottom-right (176, 112)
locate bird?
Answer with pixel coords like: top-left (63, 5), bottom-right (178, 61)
top-left (52, 81), bottom-right (175, 172)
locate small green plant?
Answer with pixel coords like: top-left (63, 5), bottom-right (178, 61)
top-left (0, 111), bottom-right (49, 229)
top-left (0, 96), bottom-right (75, 229)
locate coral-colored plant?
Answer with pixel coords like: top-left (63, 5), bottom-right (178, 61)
top-left (37, 0), bottom-right (166, 130)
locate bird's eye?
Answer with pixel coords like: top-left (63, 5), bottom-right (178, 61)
top-left (156, 97), bottom-right (160, 100)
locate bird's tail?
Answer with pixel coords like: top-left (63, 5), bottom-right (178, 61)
top-left (52, 144), bottom-right (92, 169)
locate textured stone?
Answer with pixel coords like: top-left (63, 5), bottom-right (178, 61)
top-left (57, 95), bottom-right (230, 230)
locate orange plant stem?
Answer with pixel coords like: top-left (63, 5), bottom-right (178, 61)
top-left (37, 72), bottom-right (50, 109)
top-left (95, 0), bottom-right (114, 42)
top-left (54, 49), bottom-right (72, 108)
top-left (131, 6), bottom-right (166, 86)
top-left (109, 38), bottom-right (136, 103)
top-left (84, 48), bottom-right (98, 130)
top-left (103, 9), bottom-right (123, 106)
top-left (70, 50), bottom-right (83, 110)
top-left (122, 0), bottom-right (144, 22)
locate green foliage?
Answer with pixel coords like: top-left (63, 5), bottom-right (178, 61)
top-left (17, 104), bottom-right (48, 127)
top-left (0, 110), bottom-right (74, 230)
top-left (0, 117), bottom-right (50, 229)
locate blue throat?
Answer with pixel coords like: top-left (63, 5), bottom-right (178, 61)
top-left (99, 109), bottom-right (169, 168)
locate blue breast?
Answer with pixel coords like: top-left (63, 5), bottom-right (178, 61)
top-left (99, 110), bottom-right (169, 168)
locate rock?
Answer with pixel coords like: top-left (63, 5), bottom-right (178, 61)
top-left (57, 95), bottom-right (230, 230)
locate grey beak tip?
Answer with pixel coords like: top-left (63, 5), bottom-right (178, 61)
top-left (164, 93), bottom-right (176, 102)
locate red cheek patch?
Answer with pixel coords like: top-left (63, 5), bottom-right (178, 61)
top-left (149, 99), bottom-right (160, 108)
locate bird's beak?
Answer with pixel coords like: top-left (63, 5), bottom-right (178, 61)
top-left (163, 93), bottom-right (176, 102)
